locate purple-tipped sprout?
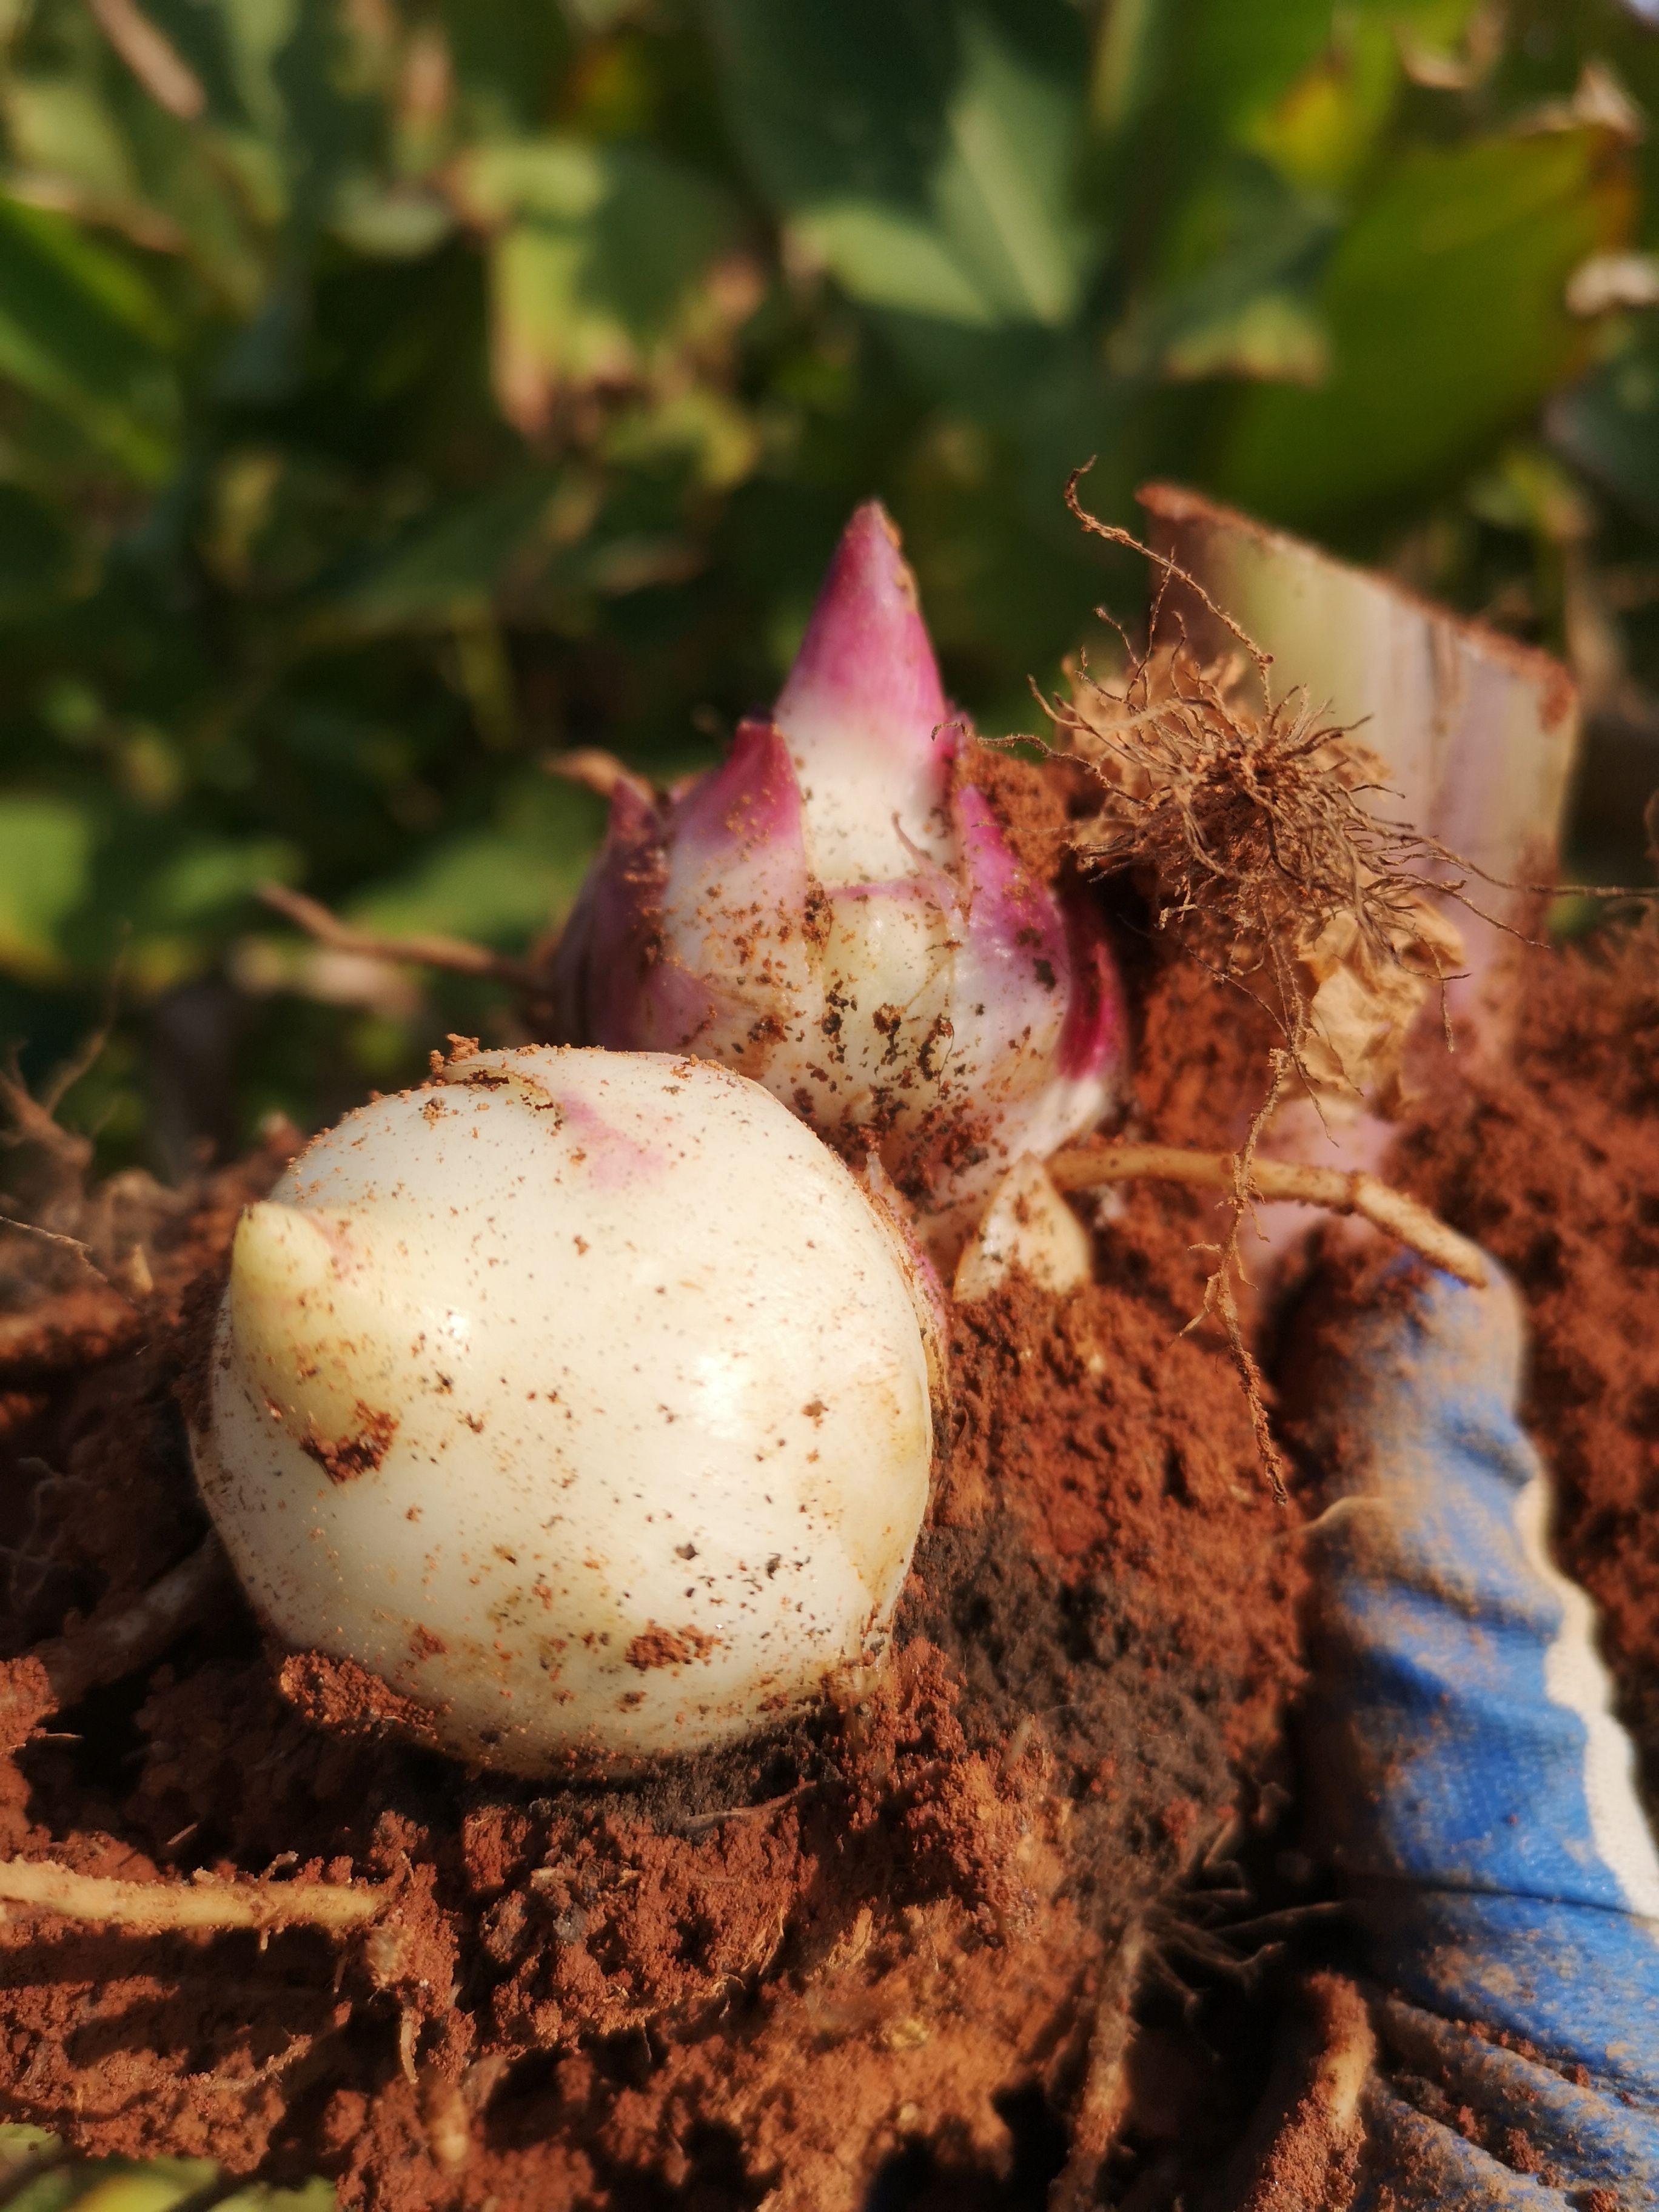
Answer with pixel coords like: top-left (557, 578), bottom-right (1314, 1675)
top-left (552, 502), bottom-right (1128, 1258)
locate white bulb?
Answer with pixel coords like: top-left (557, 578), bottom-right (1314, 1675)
top-left (189, 1048), bottom-right (934, 1774)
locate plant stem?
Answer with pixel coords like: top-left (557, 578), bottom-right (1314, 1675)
top-left (1048, 1141), bottom-right (1487, 1288)
top-left (0, 1857), bottom-right (385, 1933)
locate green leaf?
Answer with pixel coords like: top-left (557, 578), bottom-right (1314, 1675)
top-left (0, 483), bottom-right (78, 614)
top-left (138, 836), bottom-right (300, 929)
top-left (1218, 128), bottom-right (1632, 524)
top-left (929, 10), bottom-right (1091, 324)
top-left (458, 138), bottom-right (743, 434)
top-left (600, 387), bottom-right (760, 492)
top-left (1108, 160), bottom-right (1337, 381)
top-left (76, 80), bottom-right (273, 315)
top-left (138, 0), bottom-right (276, 133)
top-left (59, 2170), bottom-right (215, 2212)
top-left (0, 2133), bottom-right (335, 2212)
top-left (1235, 13), bottom-right (1401, 193)
top-left (1163, 0), bottom-right (1478, 176)
top-left (5, 72), bottom-right (144, 207)
top-left (223, 2184), bottom-right (337, 2212)
top-left (0, 196), bottom-right (178, 478)
top-left (1167, 0), bottom-right (1337, 153)
top-left (320, 470), bottom-right (564, 632)
top-left (1550, 324), bottom-right (1659, 529)
top-left (329, 178), bottom-right (454, 260)
top-left (0, 796), bottom-right (91, 980)
top-left (347, 777), bottom-right (604, 943)
top-left (436, 0), bottom-right (574, 141)
top-left (61, 828), bottom-right (301, 996)
top-left (458, 138), bottom-right (607, 225)
top-left (793, 205), bottom-right (996, 323)
top-left (1162, 291), bottom-right (1329, 383)
top-left (707, 0), bottom-right (1093, 327)
top-left (1089, 0), bottom-right (1165, 136)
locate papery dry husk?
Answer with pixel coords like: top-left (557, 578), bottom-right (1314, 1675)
top-left (1295, 901), bottom-right (1464, 1115)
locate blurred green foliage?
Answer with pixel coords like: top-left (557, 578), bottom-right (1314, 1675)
top-left (0, 0), bottom-right (1657, 1165)
top-left (0, 2125), bottom-right (333, 2211)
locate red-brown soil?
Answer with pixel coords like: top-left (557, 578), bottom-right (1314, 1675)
top-left (0, 919), bottom-right (1651, 2212)
top-left (0, 954), bottom-right (1301, 2212)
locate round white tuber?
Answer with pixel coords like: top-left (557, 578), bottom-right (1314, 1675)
top-left (188, 1047), bottom-right (934, 1774)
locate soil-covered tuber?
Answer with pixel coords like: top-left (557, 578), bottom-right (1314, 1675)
top-left (187, 1047), bottom-right (935, 1775)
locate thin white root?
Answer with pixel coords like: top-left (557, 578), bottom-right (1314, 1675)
top-left (1047, 1142), bottom-right (1487, 1290)
top-left (0, 1855), bottom-right (386, 1933)
top-left (259, 883), bottom-right (537, 990)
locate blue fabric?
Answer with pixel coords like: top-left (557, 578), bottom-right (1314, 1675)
top-left (1301, 1260), bottom-right (1659, 2207)
top-left (1361, 1994), bottom-right (1659, 2208)
top-left (1356, 2083), bottom-right (1597, 2211)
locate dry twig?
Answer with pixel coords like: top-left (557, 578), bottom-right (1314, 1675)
top-left (675, 1786), bottom-right (806, 1838)
top-left (30, 1533), bottom-right (229, 1713)
top-left (89, 0), bottom-right (206, 116)
top-left (0, 1214), bottom-right (98, 1261)
top-left (545, 747), bottom-right (655, 805)
top-left (1050, 1141), bottom-right (1487, 1501)
top-left (259, 883), bottom-right (538, 991)
top-left (3, 1536), bottom-right (231, 1756)
top-left (0, 997), bottom-right (178, 1301)
top-left (0, 1048), bottom-right (95, 1179)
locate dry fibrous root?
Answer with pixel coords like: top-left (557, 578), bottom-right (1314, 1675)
top-left (0, 1526), bottom-right (381, 1937)
top-left (1, 1555), bottom-right (382, 1948)
top-left (1052, 469), bottom-right (1472, 1110)
top-left (1051, 474), bottom-right (1473, 1116)
top-left (1037, 468), bottom-right (1496, 1492)
top-left (1, 1042), bottom-right (106, 1295)
top-left (1048, 1920), bottom-right (1146, 2212)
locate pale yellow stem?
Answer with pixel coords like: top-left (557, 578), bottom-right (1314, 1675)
top-left (1047, 1141), bottom-right (1487, 1289)
top-left (0, 1857), bottom-right (385, 1934)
